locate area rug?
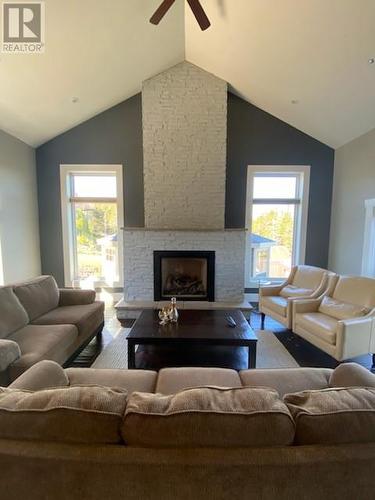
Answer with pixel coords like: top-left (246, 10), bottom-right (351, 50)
top-left (92, 327), bottom-right (299, 369)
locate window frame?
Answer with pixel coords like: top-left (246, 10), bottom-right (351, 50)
top-left (245, 165), bottom-right (310, 286)
top-left (60, 164), bottom-right (124, 288)
top-left (361, 198), bottom-right (375, 277)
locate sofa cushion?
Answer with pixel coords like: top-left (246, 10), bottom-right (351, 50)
top-left (8, 324), bottom-right (78, 378)
top-left (284, 387), bottom-right (375, 445)
top-left (156, 367), bottom-right (241, 395)
top-left (294, 312), bottom-right (337, 345)
top-left (32, 302), bottom-right (104, 339)
top-left (66, 368), bottom-right (157, 394)
top-left (329, 363), bottom-right (375, 388)
top-left (332, 276), bottom-right (375, 309)
top-left (280, 285), bottom-right (313, 299)
top-left (240, 368), bottom-right (332, 397)
top-left (0, 287), bottom-right (29, 339)
top-left (318, 296), bottom-right (370, 321)
top-left (9, 360), bottom-right (69, 391)
top-left (261, 296), bottom-right (288, 317)
top-left (122, 386), bottom-right (295, 448)
top-left (0, 385), bottom-right (127, 444)
top-left (292, 266), bottom-right (325, 290)
top-left (13, 276), bottom-right (59, 322)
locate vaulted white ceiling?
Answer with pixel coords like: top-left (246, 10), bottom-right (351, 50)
top-left (0, 0), bottom-right (374, 148)
top-left (186, 0), bottom-right (375, 148)
top-left (0, 0), bottom-right (185, 146)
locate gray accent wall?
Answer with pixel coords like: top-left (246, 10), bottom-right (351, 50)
top-left (36, 91), bottom-right (335, 285)
top-left (226, 93), bottom-right (335, 268)
top-left (36, 94), bottom-right (143, 285)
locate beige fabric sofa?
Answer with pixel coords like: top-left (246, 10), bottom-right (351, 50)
top-left (0, 361), bottom-right (374, 500)
top-left (0, 276), bottom-right (104, 384)
top-left (293, 276), bottom-right (375, 361)
top-left (259, 265), bottom-right (336, 329)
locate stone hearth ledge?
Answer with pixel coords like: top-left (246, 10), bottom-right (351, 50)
top-left (115, 299), bottom-right (253, 321)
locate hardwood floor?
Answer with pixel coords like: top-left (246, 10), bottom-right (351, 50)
top-left (68, 302), bottom-right (375, 372)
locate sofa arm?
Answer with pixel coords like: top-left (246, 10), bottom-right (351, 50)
top-left (0, 339), bottom-right (21, 372)
top-left (335, 316), bottom-right (374, 361)
top-left (293, 298), bottom-right (322, 314)
top-left (330, 362), bottom-right (375, 388)
top-left (59, 288), bottom-right (96, 306)
top-left (9, 360), bottom-right (69, 391)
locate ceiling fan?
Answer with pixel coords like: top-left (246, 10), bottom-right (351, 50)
top-left (150, 0), bottom-right (211, 31)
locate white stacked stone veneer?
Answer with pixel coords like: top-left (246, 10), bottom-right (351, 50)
top-left (142, 61), bottom-right (227, 229)
top-left (124, 230), bottom-right (246, 302)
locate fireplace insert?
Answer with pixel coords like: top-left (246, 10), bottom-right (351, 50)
top-left (154, 251), bottom-right (215, 301)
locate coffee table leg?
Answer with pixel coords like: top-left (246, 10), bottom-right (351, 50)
top-left (128, 341), bottom-right (136, 369)
top-left (248, 343), bottom-right (257, 369)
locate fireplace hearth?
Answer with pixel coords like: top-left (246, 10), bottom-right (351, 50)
top-left (154, 251), bottom-right (215, 301)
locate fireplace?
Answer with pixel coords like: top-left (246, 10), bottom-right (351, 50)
top-left (154, 251), bottom-right (215, 301)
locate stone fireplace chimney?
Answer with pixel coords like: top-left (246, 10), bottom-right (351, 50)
top-left (122, 62), bottom-right (245, 304)
top-left (142, 61), bottom-right (227, 229)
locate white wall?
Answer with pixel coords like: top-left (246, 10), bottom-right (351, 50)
top-left (329, 127), bottom-right (375, 275)
top-left (0, 129), bottom-right (41, 284)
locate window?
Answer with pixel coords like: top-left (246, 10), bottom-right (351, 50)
top-left (245, 166), bottom-right (310, 286)
top-left (60, 165), bottom-right (124, 288)
top-left (0, 231), bottom-right (3, 286)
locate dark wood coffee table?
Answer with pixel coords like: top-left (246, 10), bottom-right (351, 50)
top-left (127, 309), bottom-right (258, 370)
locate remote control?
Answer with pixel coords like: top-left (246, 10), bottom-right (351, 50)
top-left (225, 315), bottom-right (237, 328)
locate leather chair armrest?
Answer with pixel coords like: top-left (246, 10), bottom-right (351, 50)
top-left (293, 298), bottom-right (322, 314)
top-left (59, 288), bottom-right (96, 306)
top-left (309, 274), bottom-right (330, 299)
top-left (339, 307), bottom-right (375, 324)
top-left (259, 284), bottom-right (285, 297)
top-left (330, 362), bottom-right (375, 388)
top-left (9, 360), bottom-right (69, 391)
top-left (336, 316), bottom-right (374, 361)
top-left (0, 339), bottom-right (21, 372)
top-left (258, 266), bottom-right (295, 298)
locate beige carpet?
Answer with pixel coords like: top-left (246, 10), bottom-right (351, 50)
top-left (256, 329), bottom-right (299, 368)
top-left (93, 327), bottom-right (298, 369)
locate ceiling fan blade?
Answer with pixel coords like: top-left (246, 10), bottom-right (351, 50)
top-left (150, 0), bottom-right (176, 25)
top-left (187, 0), bottom-right (211, 30)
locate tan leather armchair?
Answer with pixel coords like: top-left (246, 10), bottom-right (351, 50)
top-left (259, 265), bottom-right (337, 329)
top-left (293, 276), bottom-right (375, 362)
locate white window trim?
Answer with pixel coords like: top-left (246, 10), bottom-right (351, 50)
top-left (361, 198), bottom-right (375, 277)
top-left (60, 164), bottom-right (124, 288)
top-left (0, 233), bottom-right (4, 286)
top-left (245, 165), bottom-right (310, 287)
